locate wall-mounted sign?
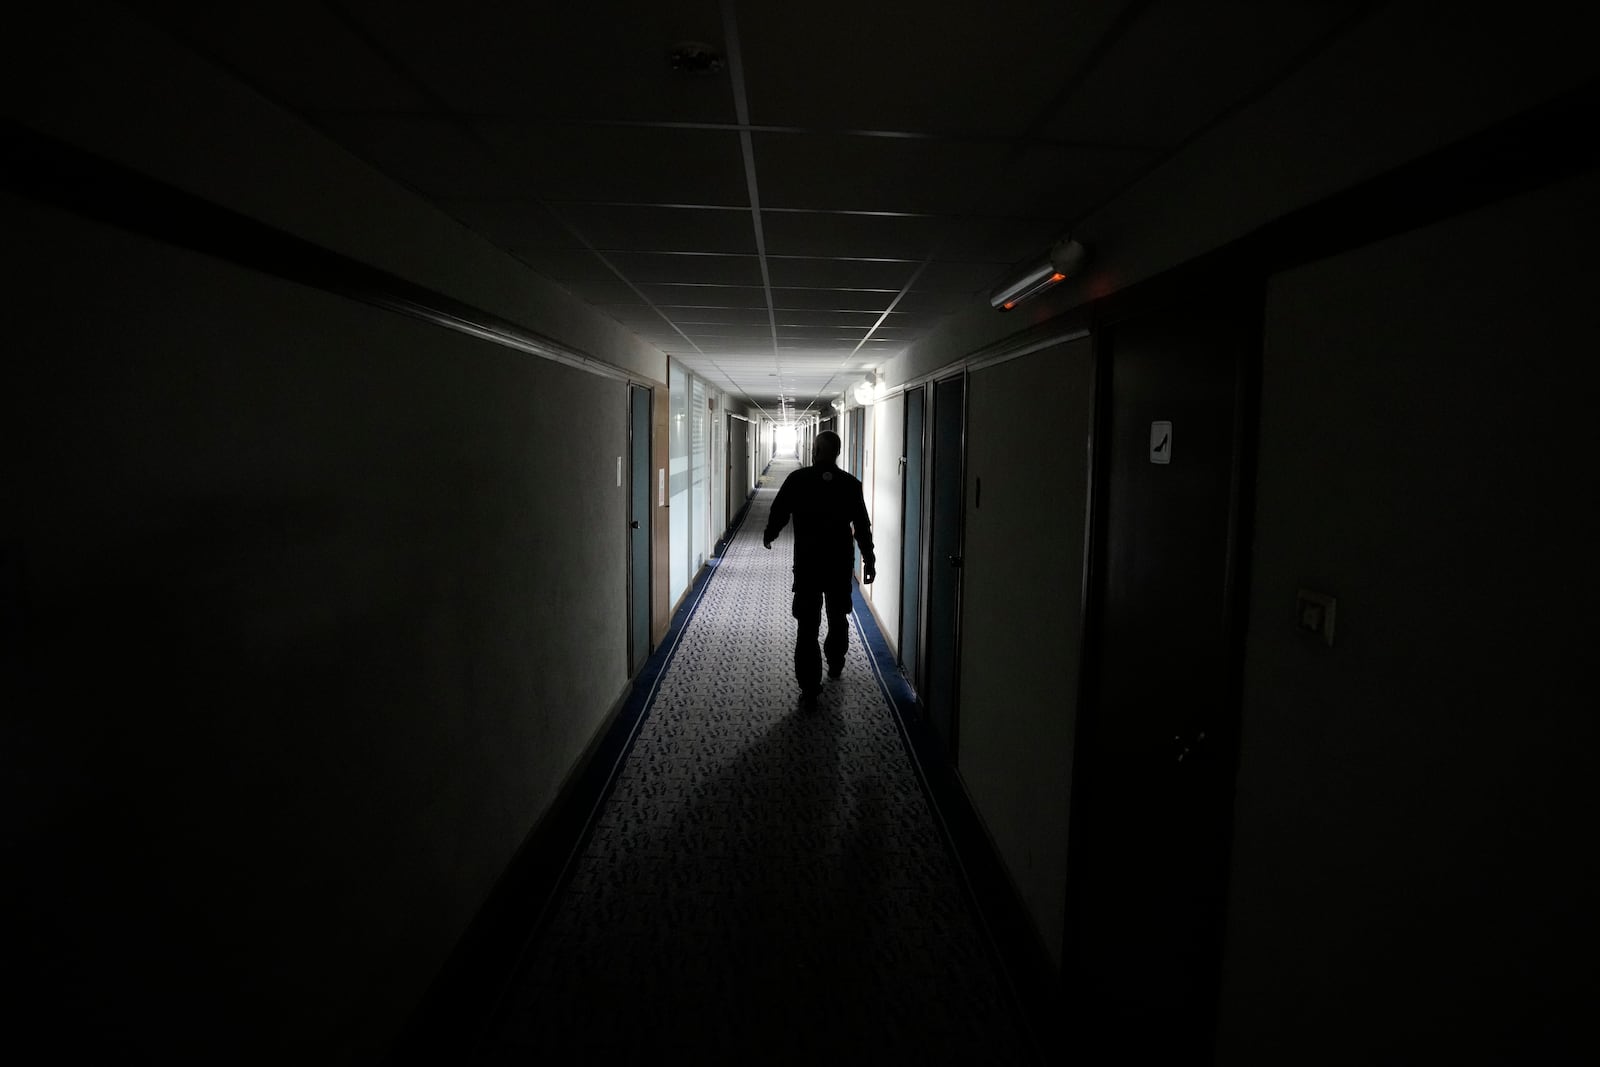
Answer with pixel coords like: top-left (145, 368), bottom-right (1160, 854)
top-left (1150, 421), bottom-right (1172, 465)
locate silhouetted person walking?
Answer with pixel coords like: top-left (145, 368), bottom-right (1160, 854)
top-left (763, 430), bottom-right (875, 704)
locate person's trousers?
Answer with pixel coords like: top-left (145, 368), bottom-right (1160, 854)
top-left (792, 585), bottom-right (851, 694)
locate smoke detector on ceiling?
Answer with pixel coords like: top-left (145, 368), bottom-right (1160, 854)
top-left (667, 41), bottom-right (725, 76)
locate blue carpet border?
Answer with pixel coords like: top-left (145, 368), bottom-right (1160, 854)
top-left (850, 583), bottom-right (1060, 1063)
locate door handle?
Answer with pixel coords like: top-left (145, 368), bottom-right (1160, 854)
top-left (630, 520), bottom-right (641, 529)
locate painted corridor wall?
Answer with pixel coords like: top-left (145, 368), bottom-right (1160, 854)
top-left (4, 2), bottom-right (668, 1059)
top-left (1218, 166), bottom-right (1600, 1064)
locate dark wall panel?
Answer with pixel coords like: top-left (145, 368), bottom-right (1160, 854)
top-left (2, 190), bottom-right (630, 1060)
top-left (1220, 167), bottom-right (1600, 1063)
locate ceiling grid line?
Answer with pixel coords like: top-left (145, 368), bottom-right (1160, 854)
top-left (307, 109), bottom-right (1165, 153)
top-left (132, 0), bottom-right (1383, 419)
top-left (320, 0), bottom-right (775, 421)
top-left (792, 0), bottom-right (1160, 421)
top-left (718, 0), bottom-right (784, 397)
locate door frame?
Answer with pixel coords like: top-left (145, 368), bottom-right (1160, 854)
top-left (922, 369), bottom-right (969, 750)
top-left (900, 384), bottom-right (928, 681)
top-left (1060, 278), bottom-right (1263, 1057)
top-left (650, 380), bottom-right (671, 646)
top-left (626, 383), bottom-right (652, 675)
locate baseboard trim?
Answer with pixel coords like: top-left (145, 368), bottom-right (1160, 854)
top-left (851, 583), bottom-right (1065, 1064)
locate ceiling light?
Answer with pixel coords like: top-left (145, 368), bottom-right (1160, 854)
top-left (989, 236), bottom-right (1088, 311)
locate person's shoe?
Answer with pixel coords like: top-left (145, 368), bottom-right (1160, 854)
top-left (799, 687), bottom-right (820, 711)
top-left (826, 662), bottom-right (843, 680)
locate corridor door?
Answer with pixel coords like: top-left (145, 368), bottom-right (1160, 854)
top-left (848, 406), bottom-right (866, 576)
top-left (899, 386), bottom-right (925, 683)
top-left (628, 384), bottom-right (652, 675)
top-left (726, 416), bottom-right (748, 529)
top-left (1066, 297), bottom-right (1256, 1062)
top-left (924, 374), bottom-right (965, 754)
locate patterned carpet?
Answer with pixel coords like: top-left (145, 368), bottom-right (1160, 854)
top-left (475, 460), bottom-right (1035, 1065)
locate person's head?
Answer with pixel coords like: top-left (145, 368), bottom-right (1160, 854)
top-left (814, 431), bottom-right (842, 467)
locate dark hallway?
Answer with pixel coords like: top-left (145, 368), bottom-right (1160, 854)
top-left (473, 460), bottom-right (1030, 1064)
top-left (4, 2), bottom-right (1599, 1064)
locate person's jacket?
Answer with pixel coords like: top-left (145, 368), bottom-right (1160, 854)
top-left (764, 463), bottom-right (874, 591)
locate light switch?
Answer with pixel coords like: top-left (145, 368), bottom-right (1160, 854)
top-left (1295, 588), bottom-right (1337, 646)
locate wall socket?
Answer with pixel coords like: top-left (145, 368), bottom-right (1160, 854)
top-left (1296, 588), bottom-right (1337, 647)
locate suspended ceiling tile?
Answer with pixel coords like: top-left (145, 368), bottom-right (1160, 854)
top-left (671, 338), bottom-right (757, 349)
top-left (680, 343), bottom-right (773, 357)
top-left (658, 305), bottom-right (774, 326)
top-left (774, 309), bottom-right (889, 328)
top-left (554, 204), bottom-right (757, 254)
top-left (1040, 0), bottom-right (1364, 147)
top-left (438, 199), bottom-right (585, 250)
top-left (680, 323), bottom-right (777, 338)
top-left (766, 257), bottom-right (919, 290)
top-left (312, 115), bottom-right (527, 198)
top-left (342, 0), bottom-right (735, 123)
top-left (761, 212), bottom-right (948, 260)
top-left (606, 252), bottom-right (763, 286)
top-left (754, 133), bottom-right (1087, 218)
top-left (772, 288), bottom-right (898, 313)
top-left (472, 120), bottom-right (750, 205)
top-left (124, 0), bottom-right (431, 112)
top-left (776, 322), bottom-right (871, 335)
top-left (641, 283), bottom-right (769, 308)
top-left (776, 345), bottom-right (862, 357)
top-left (736, 0), bottom-right (1140, 136)
top-left (721, 366), bottom-right (787, 377)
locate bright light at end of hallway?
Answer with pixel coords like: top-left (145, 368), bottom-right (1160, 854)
top-left (775, 425), bottom-right (798, 454)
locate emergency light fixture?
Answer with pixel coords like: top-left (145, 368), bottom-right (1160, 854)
top-left (852, 371), bottom-right (885, 407)
top-left (989, 236), bottom-right (1088, 311)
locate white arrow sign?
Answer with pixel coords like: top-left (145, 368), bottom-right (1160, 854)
top-left (1150, 421), bottom-right (1172, 465)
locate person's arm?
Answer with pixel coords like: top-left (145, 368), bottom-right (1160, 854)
top-left (852, 483), bottom-right (876, 582)
top-left (763, 476), bottom-right (794, 549)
